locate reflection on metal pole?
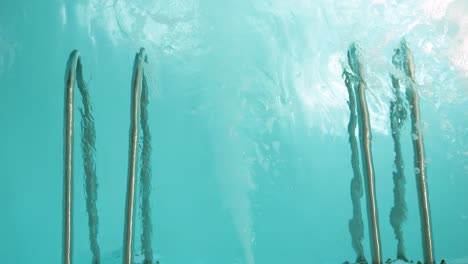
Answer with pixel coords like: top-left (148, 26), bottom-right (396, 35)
top-left (123, 48), bottom-right (146, 264)
top-left (63, 50), bottom-right (79, 264)
top-left (63, 50), bottom-right (101, 264)
top-left (347, 43), bottom-right (382, 264)
top-left (343, 68), bottom-right (367, 263)
top-left (399, 40), bottom-right (435, 264)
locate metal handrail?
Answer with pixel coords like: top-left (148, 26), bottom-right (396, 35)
top-left (122, 48), bottom-right (147, 264)
top-left (399, 41), bottom-right (435, 264)
top-left (343, 60), bottom-right (366, 263)
top-left (63, 50), bottom-right (100, 264)
top-left (63, 50), bottom-right (79, 264)
top-left (347, 43), bottom-right (383, 264)
top-left (62, 45), bottom-right (436, 264)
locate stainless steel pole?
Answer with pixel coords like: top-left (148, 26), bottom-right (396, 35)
top-left (64, 50), bottom-right (80, 264)
top-left (400, 41), bottom-right (435, 264)
top-left (123, 48), bottom-right (146, 264)
top-left (347, 44), bottom-right (382, 264)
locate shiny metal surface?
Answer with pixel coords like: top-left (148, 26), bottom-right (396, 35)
top-left (357, 81), bottom-right (382, 264)
top-left (343, 68), bottom-right (366, 263)
top-left (122, 48), bottom-right (146, 264)
top-left (402, 42), bottom-right (435, 264)
top-left (348, 44), bottom-right (382, 264)
top-left (63, 50), bottom-right (80, 264)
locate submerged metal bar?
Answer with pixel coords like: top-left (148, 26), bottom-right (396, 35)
top-left (399, 41), bottom-right (435, 264)
top-left (347, 44), bottom-right (382, 264)
top-left (343, 69), bottom-right (366, 263)
top-left (63, 50), bottom-right (80, 264)
top-left (123, 48), bottom-right (146, 264)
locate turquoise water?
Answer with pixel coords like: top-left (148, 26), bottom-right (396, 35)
top-left (1, 0), bottom-right (467, 263)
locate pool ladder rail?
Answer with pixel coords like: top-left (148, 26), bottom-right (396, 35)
top-left (342, 41), bottom-right (436, 264)
top-left (122, 48), bottom-right (149, 264)
top-left (63, 50), bottom-right (79, 264)
top-left (62, 48), bottom-right (157, 264)
top-left (63, 44), bottom-right (438, 264)
top-left (63, 50), bottom-right (102, 264)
